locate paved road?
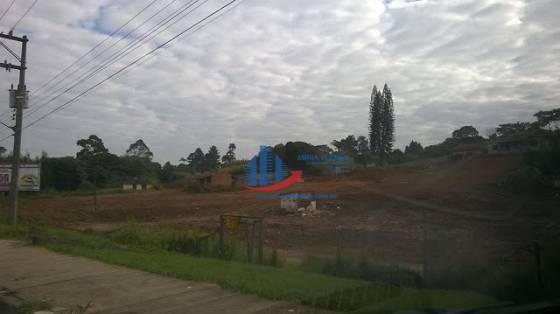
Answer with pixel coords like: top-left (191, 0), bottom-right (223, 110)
top-left (0, 240), bottom-right (315, 314)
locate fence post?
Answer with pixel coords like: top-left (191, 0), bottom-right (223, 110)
top-left (219, 215), bottom-right (225, 258)
top-left (533, 242), bottom-right (543, 289)
top-left (258, 218), bottom-right (264, 264)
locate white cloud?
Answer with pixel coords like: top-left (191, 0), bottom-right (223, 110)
top-left (0, 0), bottom-right (557, 162)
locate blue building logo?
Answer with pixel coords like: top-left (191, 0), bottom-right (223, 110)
top-left (245, 146), bottom-right (303, 192)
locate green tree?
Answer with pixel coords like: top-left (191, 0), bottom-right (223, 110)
top-left (332, 135), bottom-right (371, 168)
top-left (76, 135), bottom-right (108, 159)
top-left (369, 85), bottom-right (383, 156)
top-left (126, 139), bottom-right (153, 160)
top-left (388, 149), bottom-right (405, 164)
top-left (185, 148), bottom-right (205, 173)
top-left (495, 122), bottom-right (533, 137)
top-left (405, 140), bottom-right (423, 155)
top-left (452, 126), bottom-right (479, 139)
top-left (76, 135), bottom-right (118, 186)
top-left (273, 141), bottom-right (324, 175)
top-left (534, 108), bottom-right (560, 129)
top-left (356, 135), bottom-right (372, 168)
top-left (41, 157), bottom-right (85, 191)
top-left (381, 84), bottom-right (395, 158)
top-left (221, 143), bottom-right (236, 164)
top-left (204, 146), bottom-right (221, 171)
top-left (160, 162), bottom-right (177, 183)
top-left (369, 84), bottom-right (395, 162)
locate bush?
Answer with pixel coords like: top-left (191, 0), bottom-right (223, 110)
top-left (524, 138), bottom-right (560, 177)
top-left (306, 284), bottom-right (402, 311)
top-left (78, 180), bottom-right (96, 191)
top-left (108, 224), bottom-right (280, 265)
top-left (300, 255), bottom-right (422, 287)
top-left (502, 166), bottom-right (548, 194)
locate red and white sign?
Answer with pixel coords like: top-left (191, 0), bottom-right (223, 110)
top-left (0, 164), bottom-right (41, 192)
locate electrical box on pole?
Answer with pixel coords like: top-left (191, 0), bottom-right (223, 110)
top-left (9, 88), bottom-right (29, 109)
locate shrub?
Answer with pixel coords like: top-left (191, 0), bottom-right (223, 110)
top-left (300, 255), bottom-right (422, 287)
top-left (108, 224), bottom-right (276, 265)
top-left (502, 166), bottom-right (548, 194)
top-left (110, 223), bottom-right (148, 246)
top-left (78, 180), bottom-right (96, 191)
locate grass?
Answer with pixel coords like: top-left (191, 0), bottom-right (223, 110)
top-left (0, 223), bottom-right (502, 312)
top-left (108, 222), bottom-right (283, 266)
top-left (13, 300), bottom-right (52, 314)
top-left (299, 254), bottom-right (422, 287)
top-left (354, 289), bottom-right (502, 313)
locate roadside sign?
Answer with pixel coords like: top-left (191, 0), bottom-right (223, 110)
top-left (0, 164), bottom-right (41, 192)
top-left (226, 216), bottom-right (240, 231)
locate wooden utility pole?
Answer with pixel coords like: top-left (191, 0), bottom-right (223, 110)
top-left (0, 31), bottom-right (28, 225)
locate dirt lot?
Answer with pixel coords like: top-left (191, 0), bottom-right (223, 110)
top-left (12, 155), bottom-right (560, 269)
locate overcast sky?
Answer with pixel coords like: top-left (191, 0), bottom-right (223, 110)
top-left (0, 0), bottom-right (558, 162)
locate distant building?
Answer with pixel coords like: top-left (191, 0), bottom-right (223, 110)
top-left (452, 143), bottom-right (487, 159)
top-left (121, 176), bottom-right (153, 191)
top-left (187, 171), bottom-right (234, 189)
top-left (488, 129), bottom-right (552, 154)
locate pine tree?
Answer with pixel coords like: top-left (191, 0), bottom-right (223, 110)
top-left (381, 84), bottom-right (395, 158)
top-left (187, 148), bottom-right (205, 172)
top-left (369, 85), bottom-right (383, 156)
top-left (204, 146), bottom-right (221, 171)
top-left (221, 143), bottom-right (236, 164)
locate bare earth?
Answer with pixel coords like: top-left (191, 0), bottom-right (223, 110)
top-left (0, 240), bottom-right (314, 314)
top-left (15, 155), bottom-right (560, 267)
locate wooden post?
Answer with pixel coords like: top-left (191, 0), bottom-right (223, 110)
top-left (246, 222), bottom-right (252, 263)
top-left (258, 218), bottom-right (263, 264)
top-left (219, 215), bottom-right (225, 258)
top-left (533, 242), bottom-right (543, 289)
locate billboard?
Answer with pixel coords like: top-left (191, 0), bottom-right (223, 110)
top-left (0, 164), bottom-right (41, 192)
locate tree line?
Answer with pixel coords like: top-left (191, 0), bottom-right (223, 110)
top-left (6, 135), bottom-right (240, 191)
top-left (1, 79), bottom-right (557, 192)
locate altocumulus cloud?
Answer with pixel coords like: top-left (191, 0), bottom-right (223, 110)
top-left (0, 0), bottom-right (558, 162)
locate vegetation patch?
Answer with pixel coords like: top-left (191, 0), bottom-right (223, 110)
top-left (299, 255), bottom-right (422, 287)
top-left (0, 223), bottom-right (502, 312)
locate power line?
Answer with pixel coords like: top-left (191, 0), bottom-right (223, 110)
top-left (10, 0), bottom-right (40, 31)
top-left (0, 39), bottom-right (21, 61)
top-left (31, 0), bottom-right (184, 104)
top-left (0, 0), bottom-right (16, 23)
top-left (0, 0), bottom-right (165, 127)
top-left (26, 0), bottom-right (187, 117)
top-left (0, 0), bottom-right (243, 142)
top-left (24, 0), bottom-right (203, 120)
top-left (31, 0), bottom-right (160, 96)
top-left (24, 0), bottom-right (238, 131)
top-left (116, 0), bottom-right (245, 79)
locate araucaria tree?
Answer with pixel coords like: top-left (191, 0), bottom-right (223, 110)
top-left (381, 84), bottom-right (395, 157)
top-left (369, 83), bottom-right (395, 162)
top-left (369, 86), bottom-right (383, 155)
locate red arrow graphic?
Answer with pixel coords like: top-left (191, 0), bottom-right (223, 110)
top-left (245, 170), bottom-right (302, 192)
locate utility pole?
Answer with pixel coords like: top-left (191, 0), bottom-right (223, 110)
top-left (0, 31), bottom-right (28, 225)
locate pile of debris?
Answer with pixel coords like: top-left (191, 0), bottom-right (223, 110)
top-left (278, 192), bottom-right (333, 217)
